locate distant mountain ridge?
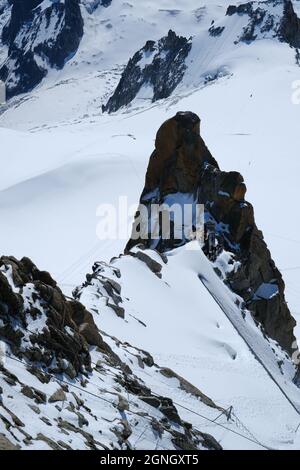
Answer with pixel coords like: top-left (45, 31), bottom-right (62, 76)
top-left (0, 0), bottom-right (84, 98)
top-left (104, 0), bottom-right (300, 112)
top-left (102, 30), bottom-right (192, 113)
top-left (0, 1), bottom-right (299, 101)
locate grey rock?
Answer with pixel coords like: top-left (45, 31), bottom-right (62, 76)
top-left (49, 387), bottom-right (67, 403)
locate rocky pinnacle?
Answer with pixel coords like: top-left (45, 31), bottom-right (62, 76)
top-left (126, 111), bottom-right (297, 355)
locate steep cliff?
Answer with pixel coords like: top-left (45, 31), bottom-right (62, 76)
top-left (0, 0), bottom-right (83, 98)
top-left (126, 111), bottom-right (296, 355)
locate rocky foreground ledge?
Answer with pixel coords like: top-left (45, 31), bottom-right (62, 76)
top-left (0, 255), bottom-right (223, 450)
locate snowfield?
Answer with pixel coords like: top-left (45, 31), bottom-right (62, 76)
top-left (76, 243), bottom-right (300, 449)
top-left (0, 0), bottom-right (300, 450)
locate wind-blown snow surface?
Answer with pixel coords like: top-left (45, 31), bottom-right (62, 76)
top-left (0, 0), bottom-right (300, 449)
top-left (76, 243), bottom-right (300, 449)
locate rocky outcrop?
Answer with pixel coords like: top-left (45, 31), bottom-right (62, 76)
top-left (74, 260), bottom-right (125, 319)
top-left (0, 255), bottom-right (222, 450)
top-left (226, 0), bottom-right (300, 48)
top-left (102, 1), bottom-right (300, 114)
top-left (0, 255), bottom-right (101, 377)
top-left (0, 0), bottom-right (83, 98)
top-left (103, 30), bottom-right (192, 113)
top-left (0, 0), bottom-right (9, 16)
top-left (126, 111), bottom-right (297, 355)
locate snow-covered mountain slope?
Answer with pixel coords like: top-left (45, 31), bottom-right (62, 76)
top-left (0, 0), bottom-right (300, 450)
top-left (103, 0), bottom-right (300, 112)
top-left (1, 245), bottom-right (300, 450)
top-left (0, 255), bottom-right (223, 450)
top-left (0, 0), bottom-right (84, 98)
top-left (1, 50), bottom-right (299, 336)
top-left (74, 243), bottom-right (300, 450)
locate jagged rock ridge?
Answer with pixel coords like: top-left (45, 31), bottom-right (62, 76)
top-left (105, 1), bottom-right (300, 113)
top-left (0, 255), bottom-right (98, 377)
top-left (126, 111), bottom-right (297, 355)
top-left (0, 255), bottom-right (222, 450)
top-left (82, 0), bottom-right (112, 14)
top-left (103, 30), bottom-right (192, 113)
top-left (225, 0), bottom-right (300, 47)
top-left (0, 0), bottom-right (83, 98)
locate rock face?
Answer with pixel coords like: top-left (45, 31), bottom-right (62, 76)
top-left (126, 111), bottom-right (297, 355)
top-left (0, 255), bottom-right (102, 377)
top-left (0, 0), bottom-right (8, 16)
top-left (103, 1), bottom-right (300, 114)
top-left (280, 0), bottom-right (300, 47)
top-left (0, 0), bottom-right (83, 98)
top-left (226, 0), bottom-right (300, 47)
top-left (103, 30), bottom-right (192, 113)
top-left (74, 260), bottom-right (125, 319)
top-left (0, 254), bottom-right (222, 450)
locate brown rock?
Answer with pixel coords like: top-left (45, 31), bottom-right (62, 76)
top-left (0, 256), bottom-right (92, 375)
top-left (78, 322), bottom-right (103, 348)
top-left (126, 111), bottom-right (297, 355)
top-left (0, 433), bottom-right (19, 450)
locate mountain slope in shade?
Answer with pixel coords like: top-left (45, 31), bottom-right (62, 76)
top-left (103, 30), bottom-right (192, 113)
top-left (0, 0), bottom-right (83, 98)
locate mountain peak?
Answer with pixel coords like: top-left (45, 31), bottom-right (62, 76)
top-left (0, 0), bottom-right (83, 98)
top-left (102, 31), bottom-right (192, 113)
top-left (126, 112), bottom-right (297, 355)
